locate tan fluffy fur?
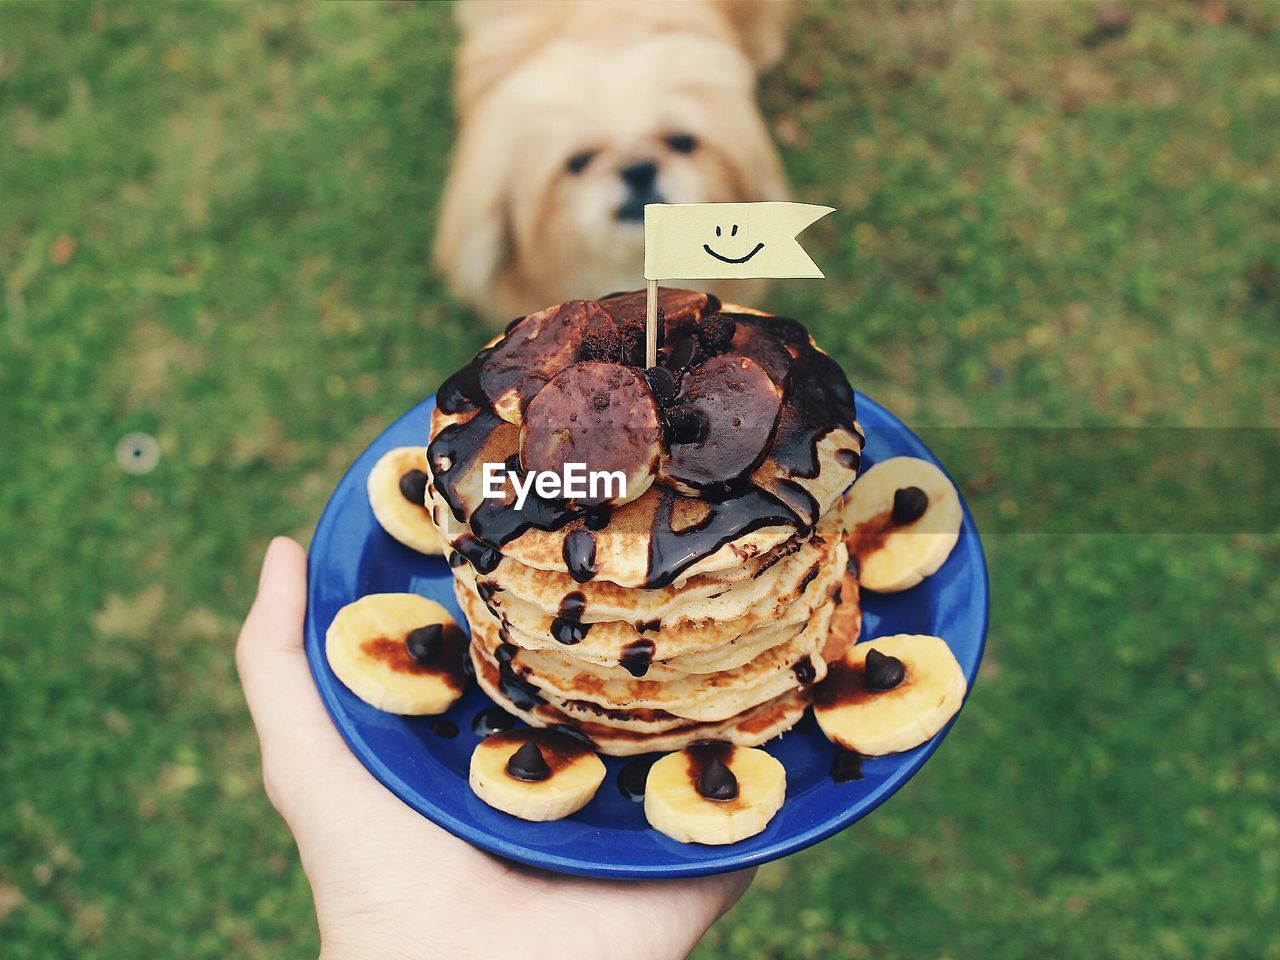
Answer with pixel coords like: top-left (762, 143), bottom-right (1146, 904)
top-left (435, 0), bottom-right (790, 323)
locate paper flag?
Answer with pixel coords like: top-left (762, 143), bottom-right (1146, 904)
top-left (644, 201), bottom-right (834, 281)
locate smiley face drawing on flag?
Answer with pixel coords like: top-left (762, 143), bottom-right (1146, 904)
top-left (644, 202), bottom-right (834, 281)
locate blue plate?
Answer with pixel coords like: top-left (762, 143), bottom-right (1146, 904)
top-left (305, 391), bottom-right (988, 879)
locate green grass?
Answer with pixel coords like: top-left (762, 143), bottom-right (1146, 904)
top-left (1, 2), bottom-right (1277, 957)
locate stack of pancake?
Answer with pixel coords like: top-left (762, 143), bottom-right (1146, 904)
top-left (426, 289), bottom-right (864, 755)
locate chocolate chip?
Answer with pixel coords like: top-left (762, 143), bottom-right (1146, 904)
top-left (664, 335), bottom-right (701, 371)
top-left (891, 486), bottom-right (929, 525)
top-left (864, 648), bottom-right (906, 691)
top-left (696, 314), bottom-right (737, 356)
top-left (506, 741), bottom-right (551, 782)
top-left (398, 468), bottom-right (429, 505)
top-left (405, 624), bottom-right (442, 664)
top-left (644, 366), bottom-right (680, 406)
top-left (697, 758), bottom-right (739, 801)
top-left (666, 407), bottom-right (709, 445)
top-left (578, 320), bottom-right (622, 363)
top-left (592, 392), bottom-right (611, 411)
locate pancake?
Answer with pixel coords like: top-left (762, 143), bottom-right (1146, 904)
top-left (460, 510), bottom-right (842, 625)
top-left (470, 646), bottom-right (813, 755)
top-left (469, 594), bottom-right (837, 723)
top-left (451, 532), bottom-right (847, 666)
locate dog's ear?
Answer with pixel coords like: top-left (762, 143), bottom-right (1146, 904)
top-left (717, 85), bottom-right (790, 204)
top-left (433, 114), bottom-right (514, 312)
top-left (453, 1), bottom-right (564, 116)
top-left (712, 0), bottom-right (790, 72)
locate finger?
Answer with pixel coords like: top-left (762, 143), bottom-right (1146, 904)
top-left (236, 537), bottom-right (354, 807)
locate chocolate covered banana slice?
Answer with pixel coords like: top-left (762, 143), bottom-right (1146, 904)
top-left (470, 729), bottom-right (606, 821)
top-left (481, 299), bottom-right (614, 424)
top-left (643, 742), bottom-right (786, 845)
top-left (657, 355), bottom-right (783, 494)
top-left (814, 635), bottom-right (966, 756)
top-left (367, 447), bottom-right (446, 555)
top-left (842, 456), bottom-right (961, 592)
top-left (326, 594), bottom-right (469, 715)
top-left (519, 361), bottom-right (662, 508)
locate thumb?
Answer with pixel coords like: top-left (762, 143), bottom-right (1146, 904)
top-left (236, 537), bottom-right (353, 815)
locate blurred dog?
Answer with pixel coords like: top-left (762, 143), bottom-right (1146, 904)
top-left (435, 0), bottom-right (790, 323)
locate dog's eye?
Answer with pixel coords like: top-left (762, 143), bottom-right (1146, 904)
top-left (665, 134), bottom-right (698, 154)
top-left (566, 150), bottom-right (596, 174)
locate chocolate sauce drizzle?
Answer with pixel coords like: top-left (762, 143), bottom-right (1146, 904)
top-left (619, 638), bottom-right (655, 678)
top-left (815, 653), bottom-right (908, 710)
top-left (685, 741), bottom-right (740, 801)
top-left (617, 754), bottom-right (659, 801)
top-left (831, 748), bottom-right (864, 783)
top-left (471, 707), bottom-right (517, 736)
top-left (455, 534), bottom-right (501, 574)
top-left (550, 591), bottom-right (591, 645)
top-left (645, 486), bottom-right (803, 589)
top-left (582, 504), bottom-right (613, 530)
top-left (847, 496), bottom-right (928, 571)
top-left (428, 408), bottom-right (576, 548)
top-left (435, 347), bottom-right (490, 414)
top-left (496, 642), bottom-right (546, 709)
top-left (563, 528), bottom-right (598, 583)
top-left (359, 622), bottom-right (471, 694)
top-left (429, 718), bottom-right (459, 739)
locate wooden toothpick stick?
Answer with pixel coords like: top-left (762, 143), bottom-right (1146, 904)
top-left (645, 278), bottom-right (658, 368)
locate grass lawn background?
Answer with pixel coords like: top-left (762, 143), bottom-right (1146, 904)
top-left (1, 2), bottom-right (1277, 957)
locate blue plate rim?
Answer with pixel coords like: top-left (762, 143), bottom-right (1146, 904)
top-left (304, 390), bottom-right (989, 879)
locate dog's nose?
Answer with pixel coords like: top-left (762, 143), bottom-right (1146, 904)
top-left (620, 160), bottom-right (658, 193)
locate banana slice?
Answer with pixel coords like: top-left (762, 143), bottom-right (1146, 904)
top-left (368, 446), bottom-right (446, 555)
top-left (470, 729), bottom-right (606, 821)
top-left (814, 635), bottom-right (966, 756)
top-left (644, 742), bottom-right (786, 845)
top-left (326, 593), bottom-right (470, 715)
top-left (842, 456), bottom-right (961, 592)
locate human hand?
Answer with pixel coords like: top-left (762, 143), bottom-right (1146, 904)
top-left (236, 537), bottom-right (754, 960)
